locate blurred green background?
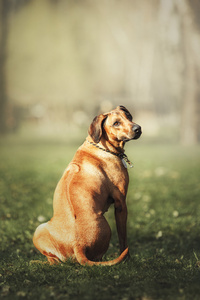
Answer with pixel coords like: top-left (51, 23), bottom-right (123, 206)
top-left (0, 0), bottom-right (200, 145)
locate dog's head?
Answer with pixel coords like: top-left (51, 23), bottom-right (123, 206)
top-left (88, 105), bottom-right (142, 144)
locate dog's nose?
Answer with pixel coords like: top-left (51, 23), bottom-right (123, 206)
top-left (132, 124), bottom-right (141, 134)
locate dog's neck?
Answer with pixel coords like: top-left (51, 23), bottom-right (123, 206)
top-left (86, 135), bottom-right (124, 155)
top-left (86, 136), bottom-right (133, 168)
top-left (99, 137), bottom-right (125, 155)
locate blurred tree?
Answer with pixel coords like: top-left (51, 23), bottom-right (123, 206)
top-left (0, 0), bottom-right (31, 133)
top-left (176, 0), bottom-right (200, 145)
top-left (0, 0), bottom-right (9, 134)
top-left (159, 0), bottom-right (200, 145)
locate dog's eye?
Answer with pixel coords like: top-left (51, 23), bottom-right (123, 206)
top-left (113, 121), bottom-right (120, 127)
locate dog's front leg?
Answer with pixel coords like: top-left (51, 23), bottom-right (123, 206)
top-left (114, 200), bottom-right (128, 254)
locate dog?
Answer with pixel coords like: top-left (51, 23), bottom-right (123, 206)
top-left (33, 105), bottom-right (142, 266)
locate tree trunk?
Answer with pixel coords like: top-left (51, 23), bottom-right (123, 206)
top-left (175, 0), bottom-right (199, 145)
top-left (0, 0), bottom-right (9, 134)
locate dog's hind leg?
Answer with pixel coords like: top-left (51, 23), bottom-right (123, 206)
top-left (33, 222), bottom-right (63, 264)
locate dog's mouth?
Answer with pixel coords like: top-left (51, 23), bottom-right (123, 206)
top-left (119, 125), bottom-right (142, 142)
top-left (133, 130), bottom-right (142, 140)
top-left (122, 131), bottom-right (142, 142)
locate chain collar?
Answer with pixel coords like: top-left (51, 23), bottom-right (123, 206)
top-left (86, 139), bottom-right (133, 168)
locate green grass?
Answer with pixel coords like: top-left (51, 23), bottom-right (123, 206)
top-left (0, 136), bottom-right (200, 300)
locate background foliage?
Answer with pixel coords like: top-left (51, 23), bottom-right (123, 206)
top-left (0, 0), bottom-right (200, 144)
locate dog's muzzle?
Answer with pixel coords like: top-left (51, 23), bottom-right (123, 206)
top-left (132, 124), bottom-right (142, 139)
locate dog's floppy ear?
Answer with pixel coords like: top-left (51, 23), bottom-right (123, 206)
top-left (117, 105), bottom-right (129, 113)
top-left (88, 114), bottom-right (107, 143)
top-left (117, 105), bottom-right (132, 121)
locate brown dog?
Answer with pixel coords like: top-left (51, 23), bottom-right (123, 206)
top-left (33, 106), bottom-right (142, 266)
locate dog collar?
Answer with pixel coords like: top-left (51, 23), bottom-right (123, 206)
top-left (86, 140), bottom-right (133, 168)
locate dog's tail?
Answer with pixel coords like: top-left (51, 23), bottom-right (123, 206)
top-left (74, 246), bottom-right (129, 266)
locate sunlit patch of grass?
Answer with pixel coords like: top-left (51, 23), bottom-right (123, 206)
top-left (0, 138), bottom-right (200, 299)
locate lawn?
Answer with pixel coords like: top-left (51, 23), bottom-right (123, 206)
top-left (0, 135), bottom-right (200, 300)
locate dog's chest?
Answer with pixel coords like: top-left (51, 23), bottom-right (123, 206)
top-left (105, 157), bottom-right (129, 188)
